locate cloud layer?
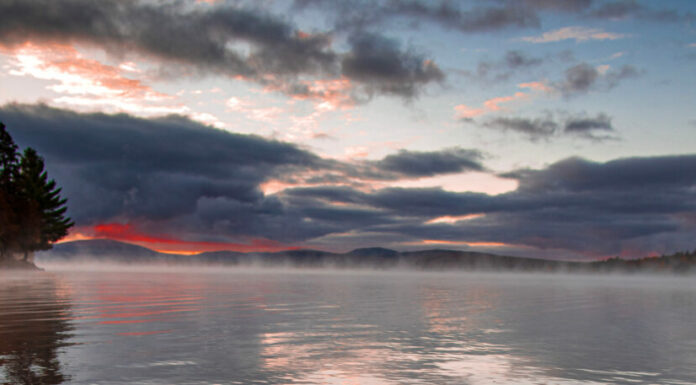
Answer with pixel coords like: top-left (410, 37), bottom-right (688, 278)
top-left (0, 0), bottom-right (443, 100)
top-left (2, 105), bottom-right (694, 258)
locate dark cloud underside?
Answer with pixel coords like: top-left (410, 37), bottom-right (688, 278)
top-left (374, 148), bottom-right (484, 177)
top-left (2, 104), bottom-right (695, 257)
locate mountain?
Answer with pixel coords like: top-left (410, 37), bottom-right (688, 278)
top-left (35, 239), bottom-right (696, 274)
top-left (37, 239), bottom-right (185, 263)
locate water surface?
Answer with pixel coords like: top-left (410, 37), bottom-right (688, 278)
top-left (1, 268), bottom-right (695, 384)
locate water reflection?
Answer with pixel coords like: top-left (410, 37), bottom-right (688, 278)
top-left (2, 269), bottom-right (696, 384)
top-left (0, 273), bottom-right (73, 385)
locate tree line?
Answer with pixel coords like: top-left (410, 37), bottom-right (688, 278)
top-left (0, 122), bottom-right (73, 262)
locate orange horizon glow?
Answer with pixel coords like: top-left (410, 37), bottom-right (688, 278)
top-left (59, 223), bottom-right (300, 254)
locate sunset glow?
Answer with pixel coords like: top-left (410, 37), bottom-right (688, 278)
top-left (1, 0), bottom-right (694, 260)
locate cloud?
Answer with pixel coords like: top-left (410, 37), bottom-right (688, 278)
top-left (0, 104), bottom-right (496, 250)
top-left (289, 154), bottom-right (696, 257)
top-left (556, 63), bottom-right (638, 96)
top-left (3, 103), bottom-right (694, 258)
top-left (483, 116), bottom-right (558, 140)
top-left (391, 1), bottom-right (540, 32)
top-left (0, 103), bottom-right (320, 226)
top-left (588, 0), bottom-right (641, 19)
top-left (521, 26), bottom-right (627, 43)
top-left (518, 0), bottom-right (594, 12)
top-left (560, 63), bottom-right (599, 93)
top-left (588, 1), bottom-right (695, 22)
top-left (518, 81), bottom-right (552, 93)
top-left (463, 50), bottom-right (543, 82)
top-left (0, 0), bottom-right (334, 76)
top-left (0, 0), bottom-right (443, 101)
top-left (454, 83), bottom-right (543, 119)
top-left (564, 113), bottom-right (613, 136)
top-left (507, 155), bottom-right (696, 193)
top-left (293, 0), bottom-right (540, 33)
top-left (0, 42), bottom-right (190, 117)
top-left (480, 111), bottom-right (617, 141)
top-left (340, 33), bottom-right (444, 98)
top-left (455, 92), bottom-right (527, 119)
top-left (374, 148), bottom-right (484, 177)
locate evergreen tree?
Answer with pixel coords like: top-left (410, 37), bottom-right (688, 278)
top-left (0, 123), bottom-right (19, 259)
top-left (16, 148), bottom-right (74, 259)
top-left (0, 122), bottom-right (73, 262)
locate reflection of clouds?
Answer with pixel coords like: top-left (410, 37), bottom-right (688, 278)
top-left (6, 270), bottom-right (696, 384)
top-left (64, 273), bottom-right (204, 336)
top-left (420, 284), bottom-right (497, 335)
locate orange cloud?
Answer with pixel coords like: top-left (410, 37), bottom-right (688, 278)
top-left (454, 104), bottom-right (485, 119)
top-left (454, 90), bottom-right (529, 119)
top-left (0, 42), bottom-right (212, 118)
top-left (3, 42), bottom-right (163, 98)
top-left (518, 81), bottom-right (551, 93)
top-left (521, 27), bottom-right (627, 43)
top-left (425, 214), bottom-right (485, 224)
top-left (62, 223), bottom-right (299, 254)
top-left (482, 92), bottom-right (527, 111)
top-left (421, 240), bottom-right (510, 247)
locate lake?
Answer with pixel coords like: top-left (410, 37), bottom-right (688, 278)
top-left (1, 267), bottom-right (695, 384)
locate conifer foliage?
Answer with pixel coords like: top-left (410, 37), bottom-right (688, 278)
top-left (0, 122), bottom-right (73, 261)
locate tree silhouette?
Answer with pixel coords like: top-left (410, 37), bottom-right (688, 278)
top-left (0, 122), bottom-right (19, 259)
top-left (0, 123), bottom-right (73, 262)
top-left (16, 148), bottom-right (74, 260)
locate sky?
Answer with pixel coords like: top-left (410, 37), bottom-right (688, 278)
top-left (0, 0), bottom-right (695, 260)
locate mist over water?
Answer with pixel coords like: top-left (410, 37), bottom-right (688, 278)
top-left (1, 267), bottom-right (696, 384)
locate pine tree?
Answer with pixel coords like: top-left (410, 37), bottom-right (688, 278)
top-left (0, 123), bottom-right (19, 259)
top-left (0, 123), bottom-right (73, 262)
top-left (16, 148), bottom-right (74, 259)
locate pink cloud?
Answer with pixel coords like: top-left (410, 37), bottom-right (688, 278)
top-left (518, 81), bottom-right (551, 93)
top-left (454, 90), bottom-right (528, 119)
top-left (454, 104), bottom-right (485, 119)
top-left (1, 42), bottom-right (228, 126)
top-left (521, 27), bottom-right (627, 43)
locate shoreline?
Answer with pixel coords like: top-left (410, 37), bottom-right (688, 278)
top-left (0, 259), bottom-right (42, 271)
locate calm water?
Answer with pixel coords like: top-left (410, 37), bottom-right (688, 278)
top-left (1, 268), bottom-right (695, 385)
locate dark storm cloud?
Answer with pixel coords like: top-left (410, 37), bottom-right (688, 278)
top-left (285, 154), bottom-right (696, 257)
top-left (3, 103), bottom-right (695, 256)
top-left (508, 155), bottom-right (696, 193)
top-left (481, 112), bottom-right (617, 141)
top-left (374, 148), bottom-right (484, 177)
top-left (0, 103), bottom-right (322, 224)
top-left (0, 0), bottom-right (443, 100)
top-left (0, 104), bottom-right (492, 244)
top-left (557, 63), bottom-right (639, 96)
top-left (341, 32), bottom-right (445, 98)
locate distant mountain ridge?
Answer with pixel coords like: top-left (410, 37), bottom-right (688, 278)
top-left (36, 239), bottom-right (696, 274)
